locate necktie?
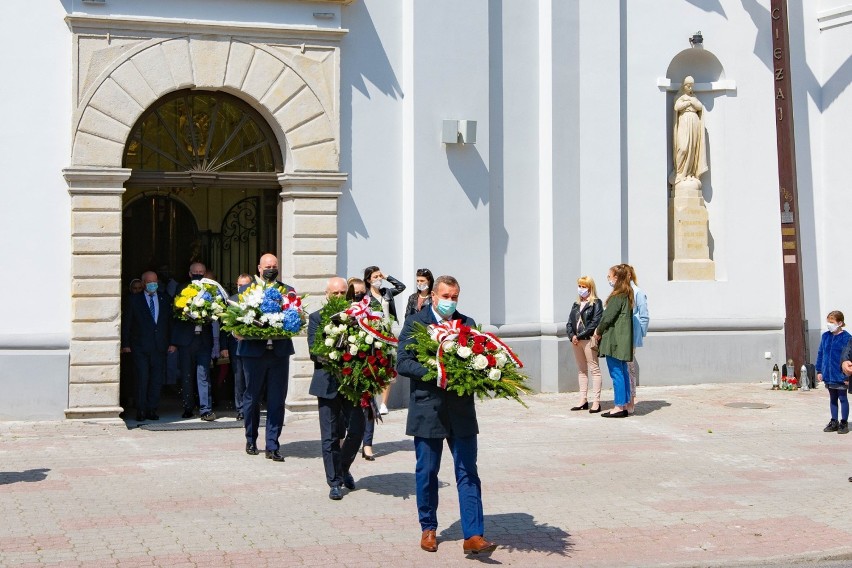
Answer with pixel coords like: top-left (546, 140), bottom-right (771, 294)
top-left (148, 294), bottom-right (156, 321)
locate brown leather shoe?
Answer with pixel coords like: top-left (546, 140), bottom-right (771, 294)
top-left (420, 529), bottom-right (438, 552)
top-left (462, 535), bottom-right (497, 555)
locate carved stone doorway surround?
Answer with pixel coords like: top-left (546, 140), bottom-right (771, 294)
top-left (63, 15), bottom-right (348, 418)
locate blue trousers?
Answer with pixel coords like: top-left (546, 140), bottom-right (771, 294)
top-left (178, 336), bottom-right (212, 414)
top-left (606, 356), bottom-right (631, 407)
top-left (414, 435), bottom-right (484, 539)
top-left (242, 351), bottom-right (290, 451)
top-left (829, 387), bottom-right (849, 421)
top-left (318, 396), bottom-right (366, 487)
top-left (132, 349), bottom-right (166, 413)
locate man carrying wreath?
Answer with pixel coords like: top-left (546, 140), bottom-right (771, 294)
top-left (396, 275), bottom-right (498, 556)
top-left (238, 253), bottom-right (296, 461)
top-left (307, 277), bottom-right (366, 500)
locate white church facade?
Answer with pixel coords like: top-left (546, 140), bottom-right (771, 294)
top-left (0, 0), bottom-right (849, 420)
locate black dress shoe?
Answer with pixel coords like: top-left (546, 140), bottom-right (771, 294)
top-left (589, 405), bottom-right (602, 414)
top-left (181, 409), bottom-right (194, 419)
top-left (146, 412), bottom-right (160, 421)
top-left (329, 485), bottom-right (343, 500)
top-left (602, 410), bottom-right (629, 418)
top-left (266, 450), bottom-right (284, 462)
top-left (245, 443), bottom-right (258, 455)
top-left (200, 412), bottom-right (216, 422)
top-left (135, 411), bottom-right (146, 422)
top-left (236, 412), bottom-right (244, 421)
top-left (570, 402), bottom-right (589, 411)
top-left (343, 472), bottom-right (356, 490)
top-left (362, 448), bottom-right (375, 461)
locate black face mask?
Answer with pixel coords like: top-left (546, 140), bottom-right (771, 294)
top-left (262, 268), bottom-right (279, 282)
top-left (353, 292), bottom-right (366, 302)
top-left (190, 273), bottom-right (204, 281)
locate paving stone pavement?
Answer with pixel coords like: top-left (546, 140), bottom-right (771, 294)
top-left (1, 383), bottom-right (852, 567)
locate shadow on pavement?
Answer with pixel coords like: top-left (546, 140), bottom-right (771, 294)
top-left (440, 512), bottom-right (573, 558)
top-left (279, 439), bottom-right (323, 459)
top-left (357, 472), bottom-right (417, 499)
top-left (0, 468), bottom-right (50, 485)
top-left (634, 400), bottom-right (671, 415)
top-left (371, 439), bottom-right (414, 458)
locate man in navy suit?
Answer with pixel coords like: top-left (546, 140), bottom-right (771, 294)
top-left (238, 254), bottom-right (296, 461)
top-left (121, 271), bottom-right (175, 422)
top-left (171, 262), bottom-right (219, 421)
top-left (220, 273), bottom-right (253, 421)
top-left (307, 277), bottom-right (366, 500)
top-left (397, 275), bottom-right (497, 556)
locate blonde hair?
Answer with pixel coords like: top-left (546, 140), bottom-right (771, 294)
top-left (576, 276), bottom-right (598, 302)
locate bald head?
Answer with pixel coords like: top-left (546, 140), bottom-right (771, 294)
top-left (258, 254), bottom-right (279, 282)
top-left (189, 262), bottom-right (206, 280)
top-left (326, 277), bottom-right (347, 299)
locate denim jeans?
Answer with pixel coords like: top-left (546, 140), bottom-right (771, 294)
top-left (605, 356), bottom-right (631, 407)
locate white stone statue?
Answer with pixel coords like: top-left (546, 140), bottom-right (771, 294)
top-left (669, 76), bottom-right (708, 188)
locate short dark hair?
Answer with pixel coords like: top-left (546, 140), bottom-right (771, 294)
top-left (433, 275), bottom-right (459, 292)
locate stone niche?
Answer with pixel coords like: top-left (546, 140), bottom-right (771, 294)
top-left (663, 47), bottom-right (732, 281)
top-left (63, 14), bottom-right (348, 418)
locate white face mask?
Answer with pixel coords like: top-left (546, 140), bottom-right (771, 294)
top-left (577, 287), bottom-right (589, 299)
top-left (417, 283), bottom-right (429, 292)
top-left (828, 322), bottom-right (840, 333)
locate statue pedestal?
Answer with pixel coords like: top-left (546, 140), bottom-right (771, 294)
top-left (670, 179), bottom-right (715, 281)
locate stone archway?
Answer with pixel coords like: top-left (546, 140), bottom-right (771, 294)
top-left (64, 28), bottom-right (346, 418)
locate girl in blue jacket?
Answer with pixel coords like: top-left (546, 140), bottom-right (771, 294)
top-left (816, 310), bottom-right (852, 434)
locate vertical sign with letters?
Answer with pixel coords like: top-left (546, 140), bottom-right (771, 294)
top-left (771, 0), bottom-right (807, 365)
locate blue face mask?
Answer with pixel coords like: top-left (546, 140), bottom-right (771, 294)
top-left (436, 299), bottom-right (457, 317)
top-left (145, 282), bottom-right (158, 294)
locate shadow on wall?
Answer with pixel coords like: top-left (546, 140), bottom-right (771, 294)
top-left (446, 144), bottom-right (491, 208)
top-left (338, 1), bottom-right (404, 267)
top-left (685, 0), bottom-right (728, 18)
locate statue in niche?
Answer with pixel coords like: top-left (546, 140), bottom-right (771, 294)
top-left (669, 76), bottom-right (708, 188)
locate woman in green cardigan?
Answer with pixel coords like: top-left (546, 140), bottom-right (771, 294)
top-left (593, 264), bottom-right (634, 418)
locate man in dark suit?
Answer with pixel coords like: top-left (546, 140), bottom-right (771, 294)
top-left (307, 277), bottom-right (366, 500)
top-left (397, 275), bottom-right (497, 557)
top-left (171, 262), bottom-right (218, 421)
top-left (121, 271), bottom-right (175, 422)
top-left (238, 253), bottom-right (296, 461)
top-left (220, 273), bottom-right (253, 421)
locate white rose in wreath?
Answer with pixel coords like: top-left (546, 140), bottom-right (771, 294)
top-left (348, 335), bottom-right (357, 343)
top-left (364, 335), bottom-right (374, 345)
top-left (324, 338), bottom-right (334, 347)
top-left (349, 345), bottom-right (358, 356)
top-left (472, 354), bottom-right (489, 370)
top-left (488, 368), bottom-right (502, 381)
top-left (442, 340), bottom-right (457, 353)
top-left (328, 351), bottom-right (340, 360)
top-left (456, 346), bottom-right (473, 359)
top-left (494, 353), bottom-right (508, 368)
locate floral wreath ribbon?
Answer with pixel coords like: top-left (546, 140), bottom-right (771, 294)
top-left (428, 319), bottom-right (523, 389)
top-left (342, 297), bottom-right (398, 345)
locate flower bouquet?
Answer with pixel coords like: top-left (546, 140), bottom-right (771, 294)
top-left (405, 320), bottom-right (531, 405)
top-left (310, 296), bottom-right (399, 409)
top-left (781, 376), bottom-right (799, 391)
top-left (173, 279), bottom-right (228, 333)
top-left (219, 278), bottom-right (306, 340)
